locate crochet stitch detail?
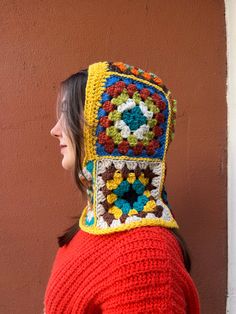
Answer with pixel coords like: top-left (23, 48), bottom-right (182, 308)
top-left (80, 61), bottom-right (178, 234)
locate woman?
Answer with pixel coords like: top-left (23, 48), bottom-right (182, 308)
top-left (44, 61), bottom-right (200, 313)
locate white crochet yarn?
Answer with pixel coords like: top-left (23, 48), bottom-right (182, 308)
top-left (139, 101), bottom-right (154, 120)
top-left (117, 98), bottom-right (136, 113)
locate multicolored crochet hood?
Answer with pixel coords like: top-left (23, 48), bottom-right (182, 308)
top-left (79, 61), bottom-right (178, 234)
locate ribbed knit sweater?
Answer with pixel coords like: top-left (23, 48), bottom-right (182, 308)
top-left (44, 226), bottom-right (200, 313)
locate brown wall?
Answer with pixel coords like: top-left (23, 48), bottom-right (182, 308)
top-left (0, 1), bottom-right (227, 313)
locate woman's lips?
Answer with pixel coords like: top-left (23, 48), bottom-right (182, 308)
top-left (60, 145), bottom-right (67, 150)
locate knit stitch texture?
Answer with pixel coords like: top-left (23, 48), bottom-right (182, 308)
top-left (44, 227), bottom-right (200, 313)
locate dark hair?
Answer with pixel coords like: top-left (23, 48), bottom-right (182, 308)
top-left (57, 69), bottom-right (88, 192)
top-left (56, 70), bottom-right (192, 273)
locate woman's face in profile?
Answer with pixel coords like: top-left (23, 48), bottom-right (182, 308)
top-left (50, 102), bottom-right (75, 171)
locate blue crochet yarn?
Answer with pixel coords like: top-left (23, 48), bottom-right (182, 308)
top-left (105, 75), bottom-right (120, 87)
top-left (121, 203), bottom-right (132, 215)
top-left (101, 93), bottom-right (110, 102)
top-left (123, 78), bottom-right (132, 85)
top-left (98, 108), bottom-right (107, 118)
top-left (132, 179), bottom-right (145, 195)
top-left (147, 86), bottom-right (156, 94)
top-left (114, 199), bottom-right (131, 214)
top-left (114, 180), bottom-right (130, 197)
top-left (133, 195), bottom-right (149, 212)
top-left (122, 106), bottom-right (147, 131)
top-left (96, 125), bottom-right (105, 136)
top-left (86, 161), bottom-right (94, 174)
top-left (86, 216), bottom-right (94, 226)
top-left (138, 195), bottom-right (149, 204)
top-left (135, 82), bottom-right (144, 90)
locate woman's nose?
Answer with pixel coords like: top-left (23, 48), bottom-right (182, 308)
top-left (50, 119), bottom-right (61, 138)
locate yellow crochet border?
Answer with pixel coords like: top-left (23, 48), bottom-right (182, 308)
top-left (79, 205), bottom-right (178, 235)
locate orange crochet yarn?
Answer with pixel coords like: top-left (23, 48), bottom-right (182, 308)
top-left (44, 227), bottom-right (200, 313)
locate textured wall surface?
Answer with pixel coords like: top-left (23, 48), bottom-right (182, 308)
top-left (0, 1), bottom-right (226, 313)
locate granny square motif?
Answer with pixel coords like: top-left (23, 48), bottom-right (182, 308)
top-left (96, 75), bottom-right (168, 159)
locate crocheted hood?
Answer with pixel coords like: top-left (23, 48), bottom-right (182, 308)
top-left (79, 61), bottom-right (178, 234)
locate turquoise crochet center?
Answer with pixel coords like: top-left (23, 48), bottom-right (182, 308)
top-left (122, 106), bottom-right (147, 131)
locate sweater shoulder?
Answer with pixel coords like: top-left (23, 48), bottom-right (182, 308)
top-left (103, 226), bottom-right (184, 263)
top-left (54, 226), bottom-right (184, 270)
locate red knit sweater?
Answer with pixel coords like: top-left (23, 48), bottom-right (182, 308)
top-left (44, 226), bottom-right (200, 313)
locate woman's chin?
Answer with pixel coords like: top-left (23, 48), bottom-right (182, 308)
top-left (62, 158), bottom-right (75, 171)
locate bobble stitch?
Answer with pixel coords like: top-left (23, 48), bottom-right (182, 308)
top-left (104, 138), bottom-right (115, 153)
top-left (143, 200), bottom-right (157, 212)
top-left (146, 143), bottom-right (156, 155)
top-left (142, 137), bottom-right (150, 146)
top-left (108, 206), bottom-right (122, 219)
top-left (152, 93), bottom-right (162, 104)
top-left (114, 180), bottom-right (130, 197)
top-left (108, 110), bottom-right (122, 121)
top-left (117, 99), bottom-right (136, 113)
top-left (98, 108), bottom-right (107, 118)
top-left (102, 101), bottom-right (114, 112)
top-left (133, 179), bottom-right (145, 195)
top-left (138, 173), bottom-right (149, 186)
top-left (102, 93), bottom-right (110, 102)
top-left (146, 131), bottom-right (154, 141)
top-left (158, 101), bottom-right (166, 111)
top-left (107, 193), bottom-right (118, 204)
top-left (127, 84), bottom-right (137, 97)
top-left (153, 126), bottom-right (163, 137)
top-left (127, 135), bottom-right (138, 147)
top-left (118, 140), bottom-right (129, 154)
top-left (120, 126), bottom-right (131, 139)
top-left (113, 170), bottom-right (123, 184)
top-left (115, 199), bottom-right (131, 214)
top-left (148, 119), bottom-right (157, 128)
top-left (113, 133), bottom-right (123, 145)
top-left (106, 179), bottom-right (119, 190)
top-left (127, 172), bottom-right (136, 184)
top-left (128, 209), bottom-right (138, 216)
top-left (140, 88), bottom-right (150, 100)
top-left (100, 116), bottom-right (112, 128)
top-left (144, 190), bottom-right (151, 197)
top-left (132, 91), bottom-right (142, 104)
top-left (133, 142), bottom-right (143, 155)
top-left (133, 195), bottom-right (148, 212)
top-left (155, 112), bottom-right (165, 123)
top-left (106, 126), bottom-right (117, 137)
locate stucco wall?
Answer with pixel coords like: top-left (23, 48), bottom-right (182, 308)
top-left (0, 1), bottom-right (227, 313)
